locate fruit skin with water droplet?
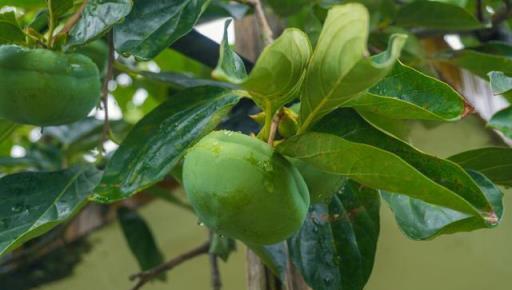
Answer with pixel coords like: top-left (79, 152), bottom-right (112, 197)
top-left (292, 159), bottom-right (346, 204)
top-left (183, 130), bottom-right (310, 245)
top-left (0, 45), bottom-right (101, 126)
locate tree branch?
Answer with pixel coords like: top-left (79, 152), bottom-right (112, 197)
top-left (208, 232), bottom-right (222, 290)
top-left (55, 0), bottom-right (88, 41)
top-left (129, 241), bottom-right (210, 290)
top-left (239, 0), bottom-right (274, 46)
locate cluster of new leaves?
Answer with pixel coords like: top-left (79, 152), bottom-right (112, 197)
top-left (1, 1), bottom-right (512, 290)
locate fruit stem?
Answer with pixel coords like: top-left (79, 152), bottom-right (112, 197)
top-left (98, 32), bottom-right (115, 155)
top-left (46, 0), bottom-right (55, 47)
top-left (267, 108), bottom-right (284, 146)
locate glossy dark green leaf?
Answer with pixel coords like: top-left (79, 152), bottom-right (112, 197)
top-left (93, 86), bottom-right (240, 203)
top-left (0, 12), bottom-right (25, 45)
top-left (299, 3), bottom-right (406, 132)
top-left (395, 1), bottom-right (483, 30)
top-left (114, 0), bottom-right (210, 60)
top-left (289, 180), bottom-right (380, 290)
top-left (117, 207), bottom-right (165, 276)
top-left (0, 119), bottom-right (17, 144)
top-left (67, 0), bottom-right (133, 47)
top-left (0, 165), bottom-right (101, 256)
top-left (203, 0), bottom-right (249, 21)
top-left (278, 109), bottom-right (499, 221)
top-left (212, 19), bottom-right (247, 84)
top-left (246, 242), bottom-right (288, 281)
top-left (441, 42), bottom-right (512, 79)
top-left (382, 170), bottom-right (503, 240)
top-left (449, 147), bottom-right (512, 187)
top-left (209, 234), bottom-right (236, 262)
top-left (489, 106), bottom-right (512, 138)
top-left (488, 71), bottom-right (512, 95)
top-left (140, 71), bottom-right (234, 90)
top-left (344, 61), bottom-right (465, 121)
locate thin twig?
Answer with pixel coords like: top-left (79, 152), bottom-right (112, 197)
top-left (209, 232), bottom-right (222, 290)
top-left (476, 0), bottom-right (484, 22)
top-left (99, 32), bottom-right (114, 154)
top-left (241, 0), bottom-right (274, 46)
top-left (267, 109), bottom-right (284, 146)
top-left (46, 0), bottom-right (55, 47)
top-left (54, 0), bottom-right (88, 42)
top-left (129, 241), bottom-right (210, 290)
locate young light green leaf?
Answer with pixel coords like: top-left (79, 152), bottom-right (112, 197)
top-left (67, 0), bottom-right (133, 47)
top-left (114, 0), bottom-right (210, 60)
top-left (278, 109), bottom-right (499, 221)
top-left (0, 0), bottom-right (45, 8)
top-left (299, 3), bottom-right (406, 132)
top-left (0, 165), bottom-right (101, 257)
top-left (395, 1), bottom-right (483, 30)
top-left (212, 19), bottom-right (247, 84)
top-left (289, 180), bottom-right (380, 290)
top-left (489, 106), bottom-right (512, 139)
top-left (449, 147), bottom-right (512, 187)
top-left (0, 12), bottom-right (25, 45)
top-left (382, 170), bottom-right (503, 240)
top-left (117, 207), bottom-right (166, 277)
top-left (93, 86), bottom-right (240, 203)
top-left (488, 71), bottom-right (512, 95)
top-left (344, 61), bottom-right (465, 121)
top-left (0, 119), bottom-right (17, 143)
top-left (243, 28), bottom-right (311, 116)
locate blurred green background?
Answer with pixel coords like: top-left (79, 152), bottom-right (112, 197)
top-left (28, 116), bottom-right (512, 290)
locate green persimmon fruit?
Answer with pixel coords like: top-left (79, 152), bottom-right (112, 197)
top-left (292, 158), bottom-right (345, 203)
top-left (76, 40), bottom-right (109, 73)
top-left (0, 45), bottom-right (101, 126)
top-left (183, 130), bottom-right (310, 245)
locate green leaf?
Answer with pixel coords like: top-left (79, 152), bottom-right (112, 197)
top-left (382, 170), bottom-right (503, 240)
top-left (299, 3), bottom-right (406, 132)
top-left (67, 0), bottom-right (133, 48)
top-left (266, 0), bottom-right (310, 16)
top-left (395, 1), bottom-right (483, 30)
top-left (114, 0), bottom-right (210, 60)
top-left (212, 19), bottom-right (247, 84)
top-left (0, 0), bottom-right (45, 8)
top-left (289, 180), bottom-right (380, 290)
top-left (246, 242), bottom-right (288, 281)
top-left (140, 71), bottom-right (235, 90)
top-left (0, 12), bottom-right (25, 45)
top-left (489, 106), bottom-right (512, 138)
top-left (344, 61), bottom-right (465, 121)
top-left (209, 234), bottom-right (236, 262)
top-left (449, 147), bottom-right (512, 187)
top-left (278, 109), bottom-right (499, 221)
top-left (0, 119), bottom-right (17, 144)
top-left (441, 42), bottom-right (512, 79)
top-left (47, 0), bottom-right (73, 20)
top-left (93, 86), bottom-right (240, 203)
top-left (488, 71), bottom-right (512, 95)
top-left (0, 165), bottom-right (101, 256)
top-left (117, 207), bottom-right (165, 277)
top-left (243, 28), bottom-right (311, 116)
